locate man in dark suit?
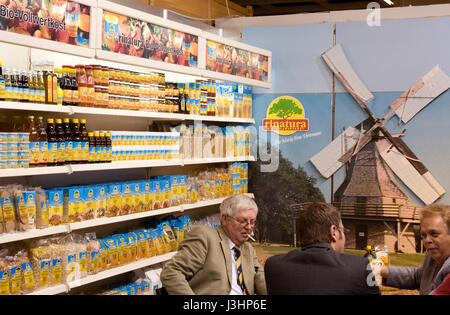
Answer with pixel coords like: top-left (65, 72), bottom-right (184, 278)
top-left (264, 202), bottom-right (380, 295)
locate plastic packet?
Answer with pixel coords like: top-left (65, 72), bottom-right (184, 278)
top-left (61, 234), bottom-right (80, 283)
top-left (73, 234), bottom-right (88, 278)
top-left (85, 232), bottom-right (100, 275)
top-left (48, 237), bottom-right (63, 286)
top-left (29, 238), bottom-right (52, 291)
top-left (1, 186), bottom-right (17, 233)
top-left (0, 249), bottom-right (10, 295)
top-left (35, 188), bottom-right (49, 229)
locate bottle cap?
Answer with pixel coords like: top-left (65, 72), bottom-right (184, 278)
top-left (56, 118), bottom-right (62, 123)
top-left (47, 118), bottom-right (54, 123)
top-left (80, 119), bottom-right (86, 123)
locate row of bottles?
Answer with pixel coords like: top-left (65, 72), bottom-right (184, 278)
top-left (28, 117), bottom-right (112, 167)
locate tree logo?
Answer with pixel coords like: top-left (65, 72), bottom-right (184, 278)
top-left (263, 96), bottom-right (309, 135)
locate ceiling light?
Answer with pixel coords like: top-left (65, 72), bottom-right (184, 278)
top-left (383, 0), bottom-right (394, 5)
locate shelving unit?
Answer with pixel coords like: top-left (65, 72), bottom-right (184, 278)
top-left (0, 0), bottom-right (270, 295)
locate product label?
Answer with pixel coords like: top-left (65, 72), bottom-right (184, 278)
top-left (50, 258), bottom-right (62, 284)
top-left (22, 263), bottom-right (35, 289)
top-left (38, 260), bottom-right (51, 287)
top-left (30, 141), bottom-right (40, 164)
top-left (72, 141), bottom-right (81, 161)
top-left (38, 141), bottom-right (48, 163)
top-left (88, 146), bottom-right (96, 162)
top-left (79, 251), bottom-right (88, 272)
top-left (63, 89), bottom-right (73, 103)
top-left (82, 141), bottom-right (89, 161)
top-left (0, 271), bottom-right (10, 295)
top-left (63, 141), bottom-right (70, 162)
top-left (10, 265), bottom-right (22, 294)
top-left (48, 142), bottom-right (58, 163)
top-left (40, 201), bottom-right (49, 224)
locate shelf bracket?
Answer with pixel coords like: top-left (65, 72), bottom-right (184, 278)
top-left (66, 165), bottom-right (73, 175)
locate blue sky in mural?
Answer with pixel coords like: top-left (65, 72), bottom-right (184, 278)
top-left (253, 91), bottom-right (450, 205)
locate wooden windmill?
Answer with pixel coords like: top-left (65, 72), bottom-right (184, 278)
top-left (310, 44), bottom-right (450, 252)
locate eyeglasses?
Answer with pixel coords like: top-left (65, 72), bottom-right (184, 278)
top-left (227, 215), bottom-right (256, 227)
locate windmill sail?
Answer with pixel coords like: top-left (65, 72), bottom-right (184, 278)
top-left (322, 44), bottom-right (374, 104)
top-left (389, 65), bottom-right (450, 124)
top-left (310, 126), bottom-right (361, 178)
top-left (376, 139), bottom-right (446, 205)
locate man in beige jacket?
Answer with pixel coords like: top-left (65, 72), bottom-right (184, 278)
top-left (160, 194), bottom-right (267, 295)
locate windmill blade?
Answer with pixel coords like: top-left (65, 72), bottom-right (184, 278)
top-left (322, 44), bottom-right (377, 121)
top-left (383, 65), bottom-right (450, 123)
top-left (376, 139), bottom-right (446, 205)
top-left (310, 126), bottom-right (361, 178)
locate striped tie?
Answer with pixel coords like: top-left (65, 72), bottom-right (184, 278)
top-left (232, 246), bottom-right (247, 295)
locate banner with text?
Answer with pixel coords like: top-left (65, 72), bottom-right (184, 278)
top-left (0, 0), bottom-right (90, 47)
top-left (101, 10), bottom-right (199, 67)
top-left (206, 40), bottom-right (269, 82)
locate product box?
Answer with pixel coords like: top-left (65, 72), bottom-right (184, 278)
top-left (102, 237), bottom-right (119, 268)
top-left (107, 184), bottom-right (122, 217)
top-left (83, 186), bottom-right (97, 221)
top-left (152, 180), bottom-right (162, 210)
top-left (161, 178), bottom-right (171, 208)
top-left (47, 189), bottom-right (63, 226)
top-left (121, 183), bottom-right (133, 215)
top-left (64, 187), bottom-right (84, 223)
top-left (126, 232), bottom-right (137, 263)
top-left (23, 191), bottom-right (37, 230)
top-left (115, 234), bottom-right (129, 266)
top-left (95, 185), bottom-right (107, 218)
top-left (133, 182), bottom-right (144, 213)
top-left (170, 175), bottom-right (179, 206)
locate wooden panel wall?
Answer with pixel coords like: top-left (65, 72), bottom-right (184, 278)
top-left (136, 0), bottom-right (252, 25)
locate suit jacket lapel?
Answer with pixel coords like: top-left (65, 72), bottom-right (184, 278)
top-left (217, 226), bottom-right (232, 288)
top-left (241, 243), bottom-right (251, 294)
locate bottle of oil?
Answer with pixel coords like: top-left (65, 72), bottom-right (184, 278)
top-left (63, 118), bottom-right (72, 164)
top-left (94, 131), bottom-right (102, 163)
top-left (44, 63), bottom-right (53, 104)
top-left (88, 132), bottom-right (96, 163)
top-left (55, 69), bottom-right (63, 106)
top-left (21, 71), bottom-right (29, 103)
top-left (11, 69), bottom-right (19, 102)
top-left (52, 63), bottom-right (58, 105)
top-left (46, 118), bottom-right (57, 166)
top-left (27, 71), bottom-right (35, 103)
top-left (36, 71), bottom-right (46, 104)
top-left (62, 67), bottom-right (72, 106)
top-left (28, 115), bottom-right (40, 168)
top-left (4, 68), bottom-right (12, 101)
top-left (105, 132), bottom-right (112, 163)
top-left (70, 118), bottom-right (81, 164)
top-left (70, 67), bottom-right (79, 106)
top-left (99, 132), bottom-right (107, 163)
top-left (55, 119), bottom-right (66, 166)
top-left (80, 118), bottom-right (89, 163)
top-left (0, 60), bottom-right (5, 101)
top-left (37, 116), bottom-right (48, 167)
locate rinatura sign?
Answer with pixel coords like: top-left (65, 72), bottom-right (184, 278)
top-left (262, 96), bottom-right (309, 135)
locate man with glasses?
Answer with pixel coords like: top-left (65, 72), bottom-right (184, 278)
top-left (160, 194), bottom-right (267, 295)
top-left (264, 202), bottom-right (381, 295)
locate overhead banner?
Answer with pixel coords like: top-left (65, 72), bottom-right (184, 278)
top-left (101, 10), bottom-right (199, 67)
top-left (206, 40), bottom-right (269, 82)
top-left (0, 0), bottom-right (91, 47)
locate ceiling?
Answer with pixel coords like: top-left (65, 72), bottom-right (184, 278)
top-left (230, 0), bottom-right (450, 16)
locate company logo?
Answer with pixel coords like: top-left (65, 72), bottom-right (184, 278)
top-left (262, 96), bottom-right (309, 135)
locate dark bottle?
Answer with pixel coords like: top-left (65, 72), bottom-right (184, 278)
top-left (55, 119), bottom-right (66, 166)
top-left (62, 66), bottom-right (72, 106)
top-left (70, 118), bottom-right (82, 164)
top-left (70, 67), bottom-right (79, 106)
top-left (88, 132), bottom-right (96, 163)
top-left (46, 118), bottom-right (57, 166)
top-left (99, 132), bottom-right (107, 163)
top-left (37, 116), bottom-right (48, 167)
top-left (105, 132), bottom-right (112, 163)
top-left (28, 116), bottom-right (40, 168)
top-left (94, 131), bottom-right (102, 163)
top-left (21, 71), bottom-right (29, 103)
top-left (12, 115), bottom-right (24, 132)
top-left (63, 118), bottom-right (73, 164)
top-left (79, 118), bottom-right (89, 163)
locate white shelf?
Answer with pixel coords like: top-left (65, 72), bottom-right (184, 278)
top-left (0, 101), bottom-right (254, 124)
top-left (28, 252), bottom-right (176, 295)
top-left (0, 225), bottom-right (68, 245)
top-left (0, 157), bottom-right (255, 178)
top-left (0, 194), bottom-right (254, 245)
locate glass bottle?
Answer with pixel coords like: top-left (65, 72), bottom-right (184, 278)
top-left (71, 68), bottom-right (79, 106)
top-left (105, 132), bottom-right (112, 163)
top-left (46, 118), bottom-right (57, 166)
top-left (70, 118), bottom-right (81, 164)
top-left (62, 66), bottom-right (72, 106)
top-left (0, 60), bottom-right (5, 101)
top-left (55, 119), bottom-right (66, 166)
top-left (62, 118), bottom-right (73, 164)
top-left (28, 115), bottom-right (40, 168)
top-left (79, 118), bottom-right (89, 163)
top-left (76, 65), bottom-right (87, 107)
top-left (85, 66), bottom-right (95, 107)
top-left (88, 132), bottom-right (96, 163)
top-left (37, 116), bottom-right (48, 167)
top-left (94, 131), bottom-right (102, 163)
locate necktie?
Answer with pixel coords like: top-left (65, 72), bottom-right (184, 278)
top-left (232, 246), bottom-right (247, 295)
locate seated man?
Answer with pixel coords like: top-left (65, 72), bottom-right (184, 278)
top-left (160, 194), bottom-right (266, 295)
top-left (264, 202), bottom-right (380, 295)
top-left (381, 204), bottom-right (450, 295)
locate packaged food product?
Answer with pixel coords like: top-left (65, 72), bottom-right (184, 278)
top-left (95, 185), bottom-right (107, 218)
top-left (159, 221), bottom-right (178, 252)
top-left (102, 236), bottom-right (119, 269)
top-left (142, 181), bottom-right (153, 212)
top-left (126, 232), bottom-right (137, 263)
top-left (106, 184), bottom-right (121, 217)
top-left (0, 249), bottom-right (10, 295)
top-left (85, 233), bottom-right (100, 275)
top-left (82, 186), bottom-right (97, 221)
top-left (29, 238), bottom-right (52, 291)
top-left (63, 187), bottom-right (83, 223)
top-left (115, 234), bottom-right (129, 266)
top-left (73, 234), bottom-right (88, 278)
top-left (61, 234), bottom-right (80, 283)
top-left (152, 180), bottom-right (162, 210)
top-left (134, 230), bottom-right (150, 260)
top-left (47, 189), bottom-right (63, 227)
top-left (35, 188), bottom-right (49, 229)
top-left (120, 183), bottom-right (133, 215)
top-left (48, 238), bottom-right (63, 286)
top-left (1, 187), bottom-right (17, 233)
top-left (133, 182), bottom-right (144, 213)
top-left (97, 239), bottom-right (108, 273)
